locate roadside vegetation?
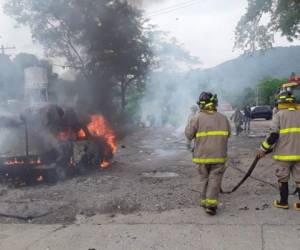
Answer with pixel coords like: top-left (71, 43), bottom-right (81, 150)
top-left (235, 77), bottom-right (287, 108)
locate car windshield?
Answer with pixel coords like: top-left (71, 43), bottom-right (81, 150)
top-left (254, 106), bottom-right (269, 112)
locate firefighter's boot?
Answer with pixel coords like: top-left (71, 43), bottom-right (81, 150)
top-left (200, 199), bottom-right (206, 208)
top-left (205, 206), bottom-right (217, 216)
top-left (205, 199), bottom-right (218, 216)
top-left (273, 182), bottom-right (289, 209)
top-left (293, 187), bottom-right (300, 211)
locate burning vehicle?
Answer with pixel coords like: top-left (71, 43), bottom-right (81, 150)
top-left (0, 66), bottom-right (117, 184)
top-left (0, 106), bottom-right (117, 184)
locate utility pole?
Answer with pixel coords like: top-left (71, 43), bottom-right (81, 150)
top-left (256, 87), bottom-right (259, 106)
top-left (0, 44), bottom-right (16, 56)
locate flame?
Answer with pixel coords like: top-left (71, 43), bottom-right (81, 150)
top-left (57, 131), bottom-right (70, 141)
top-left (56, 114), bottom-right (117, 169)
top-left (31, 158), bottom-right (41, 165)
top-left (78, 129), bottom-right (86, 139)
top-left (5, 157), bottom-right (41, 166)
top-left (5, 158), bottom-right (25, 166)
top-left (56, 114), bottom-right (117, 153)
top-left (37, 175), bottom-right (44, 182)
top-left (86, 115), bottom-right (117, 154)
top-left (57, 131), bottom-right (77, 141)
top-left (100, 160), bottom-right (111, 168)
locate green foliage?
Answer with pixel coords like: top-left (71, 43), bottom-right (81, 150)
top-left (258, 77), bottom-right (287, 105)
top-left (123, 83), bottom-right (146, 122)
top-left (234, 77), bottom-right (287, 108)
top-left (235, 0), bottom-right (300, 52)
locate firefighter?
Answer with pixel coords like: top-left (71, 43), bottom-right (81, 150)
top-left (186, 105), bottom-right (199, 150)
top-left (257, 91), bottom-right (300, 211)
top-left (185, 92), bottom-right (231, 215)
top-left (230, 108), bottom-right (243, 135)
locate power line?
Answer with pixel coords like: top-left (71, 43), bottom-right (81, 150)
top-left (148, 2), bottom-right (201, 18)
top-left (147, 0), bottom-right (200, 18)
top-left (149, 2), bottom-right (201, 18)
top-left (52, 63), bottom-right (82, 70)
top-left (147, 0), bottom-right (198, 15)
top-left (0, 45), bottom-right (16, 55)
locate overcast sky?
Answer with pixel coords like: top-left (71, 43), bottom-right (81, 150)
top-left (0, 0), bottom-right (299, 68)
top-left (0, 0), bottom-right (43, 57)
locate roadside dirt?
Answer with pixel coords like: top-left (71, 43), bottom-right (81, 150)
top-left (0, 119), bottom-right (290, 224)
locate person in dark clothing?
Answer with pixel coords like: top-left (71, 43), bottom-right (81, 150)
top-left (243, 105), bottom-right (251, 134)
top-left (231, 108), bottom-right (243, 136)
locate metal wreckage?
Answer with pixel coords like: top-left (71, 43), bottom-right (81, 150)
top-left (0, 66), bottom-right (117, 185)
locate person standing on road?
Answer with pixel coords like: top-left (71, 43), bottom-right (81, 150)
top-left (185, 92), bottom-right (231, 215)
top-left (186, 105), bottom-right (199, 150)
top-left (243, 105), bottom-right (251, 134)
top-left (257, 91), bottom-right (300, 211)
top-left (231, 108), bottom-right (243, 135)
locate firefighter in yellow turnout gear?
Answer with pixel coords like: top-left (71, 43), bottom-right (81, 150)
top-left (258, 91), bottom-right (300, 211)
top-left (185, 92), bottom-right (231, 215)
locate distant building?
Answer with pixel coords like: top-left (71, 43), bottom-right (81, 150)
top-left (24, 66), bottom-right (48, 106)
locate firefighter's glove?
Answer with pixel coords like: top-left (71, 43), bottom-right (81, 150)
top-left (256, 149), bottom-right (266, 159)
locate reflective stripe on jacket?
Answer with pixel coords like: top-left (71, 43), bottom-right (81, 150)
top-left (185, 111), bottom-right (231, 164)
top-left (272, 109), bottom-right (300, 161)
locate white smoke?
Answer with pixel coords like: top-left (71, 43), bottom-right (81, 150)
top-left (139, 33), bottom-right (203, 128)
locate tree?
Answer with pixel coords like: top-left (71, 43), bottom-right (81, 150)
top-left (235, 0), bottom-right (300, 52)
top-left (4, 0), bottom-right (152, 118)
top-left (234, 77), bottom-right (288, 108)
top-left (258, 77), bottom-right (287, 105)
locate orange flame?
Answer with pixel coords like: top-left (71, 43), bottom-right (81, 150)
top-left (57, 131), bottom-right (77, 141)
top-left (86, 115), bottom-right (117, 154)
top-left (5, 157), bottom-right (41, 166)
top-left (78, 129), bottom-right (86, 139)
top-left (56, 114), bottom-right (117, 168)
top-left (100, 160), bottom-right (111, 168)
top-left (5, 158), bottom-right (25, 166)
top-left (31, 158), bottom-right (41, 165)
top-left (36, 176), bottom-right (44, 182)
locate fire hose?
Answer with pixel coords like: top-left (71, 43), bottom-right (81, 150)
top-left (221, 149), bottom-right (298, 195)
top-left (221, 155), bottom-right (262, 194)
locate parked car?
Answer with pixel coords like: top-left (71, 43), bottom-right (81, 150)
top-left (250, 106), bottom-right (272, 120)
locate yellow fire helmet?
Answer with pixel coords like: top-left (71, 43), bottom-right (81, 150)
top-left (276, 91), bottom-right (296, 104)
top-left (197, 92), bottom-right (218, 111)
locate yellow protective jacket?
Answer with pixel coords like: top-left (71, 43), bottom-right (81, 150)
top-left (262, 108), bottom-right (300, 161)
top-left (185, 111), bottom-right (231, 164)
